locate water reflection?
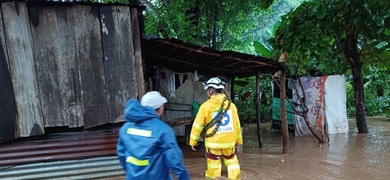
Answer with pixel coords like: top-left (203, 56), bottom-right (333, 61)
top-left (183, 117), bottom-right (390, 179)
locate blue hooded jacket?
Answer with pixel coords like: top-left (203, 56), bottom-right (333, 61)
top-left (117, 99), bottom-right (190, 180)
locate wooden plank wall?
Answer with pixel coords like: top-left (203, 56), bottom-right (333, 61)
top-left (0, 8), bottom-right (17, 142)
top-left (73, 5), bottom-right (110, 129)
top-left (29, 6), bottom-right (83, 128)
top-left (52, 7), bottom-right (84, 128)
top-left (2, 2), bottom-right (44, 138)
top-left (0, 2), bottom-right (139, 140)
top-left (100, 6), bottom-right (137, 123)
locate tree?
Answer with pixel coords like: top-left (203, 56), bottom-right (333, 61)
top-left (140, 0), bottom-right (302, 52)
top-left (269, 0), bottom-right (390, 133)
top-left (141, 0), bottom-right (264, 49)
top-left (140, 0), bottom-right (303, 123)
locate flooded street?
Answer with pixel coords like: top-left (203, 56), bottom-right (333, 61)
top-left (1, 117), bottom-right (388, 179)
top-left (182, 116), bottom-right (390, 179)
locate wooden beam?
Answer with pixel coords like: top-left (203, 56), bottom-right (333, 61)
top-left (144, 51), bottom-right (229, 72)
top-left (153, 39), bottom-right (278, 67)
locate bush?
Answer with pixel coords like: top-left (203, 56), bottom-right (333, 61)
top-left (346, 68), bottom-right (390, 118)
top-left (234, 77), bottom-right (273, 124)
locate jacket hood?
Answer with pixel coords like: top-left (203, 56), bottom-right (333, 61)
top-left (210, 93), bottom-right (230, 108)
top-left (124, 99), bottom-right (159, 123)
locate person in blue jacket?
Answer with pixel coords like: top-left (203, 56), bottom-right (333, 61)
top-left (117, 91), bottom-right (190, 180)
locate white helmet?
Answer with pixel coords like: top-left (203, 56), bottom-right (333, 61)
top-left (203, 77), bottom-right (225, 90)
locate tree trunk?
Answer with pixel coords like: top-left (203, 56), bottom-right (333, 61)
top-left (255, 72), bottom-right (263, 148)
top-left (186, 0), bottom-right (200, 40)
top-left (350, 57), bottom-right (369, 133)
top-left (280, 70), bottom-right (289, 153)
top-left (211, 13), bottom-right (217, 49)
top-left (343, 27), bottom-right (369, 133)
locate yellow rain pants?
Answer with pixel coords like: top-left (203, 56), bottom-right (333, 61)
top-left (206, 148), bottom-right (240, 179)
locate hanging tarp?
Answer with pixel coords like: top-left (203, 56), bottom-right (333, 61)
top-left (271, 98), bottom-right (294, 125)
top-left (292, 76), bottom-right (327, 136)
top-left (291, 75), bottom-right (348, 136)
top-left (324, 75), bottom-right (349, 134)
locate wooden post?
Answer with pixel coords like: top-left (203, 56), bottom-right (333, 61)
top-left (231, 76), bottom-right (243, 153)
top-left (279, 70), bottom-right (289, 153)
top-left (255, 71), bottom-right (263, 148)
top-left (131, 7), bottom-right (145, 98)
top-left (230, 76), bottom-right (235, 102)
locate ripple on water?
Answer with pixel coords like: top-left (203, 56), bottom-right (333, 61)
top-left (186, 161), bottom-right (315, 180)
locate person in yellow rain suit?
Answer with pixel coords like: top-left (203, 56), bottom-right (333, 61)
top-left (189, 77), bottom-right (243, 179)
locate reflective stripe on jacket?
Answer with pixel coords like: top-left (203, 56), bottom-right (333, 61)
top-left (189, 94), bottom-right (243, 149)
top-left (117, 99), bottom-right (190, 180)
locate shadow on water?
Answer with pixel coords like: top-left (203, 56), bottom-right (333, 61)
top-left (182, 116), bottom-right (390, 180)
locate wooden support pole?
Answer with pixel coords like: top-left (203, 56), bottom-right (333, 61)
top-left (255, 71), bottom-right (263, 148)
top-left (131, 7), bottom-right (145, 98)
top-left (230, 76), bottom-right (235, 102)
top-left (280, 71), bottom-right (289, 153)
top-left (231, 76), bottom-right (243, 153)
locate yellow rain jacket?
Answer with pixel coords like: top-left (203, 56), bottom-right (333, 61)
top-left (189, 94), bottom-right (243, 149)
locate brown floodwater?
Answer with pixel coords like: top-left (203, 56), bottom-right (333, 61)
top-left (182, 116), bottom-right (390, 180)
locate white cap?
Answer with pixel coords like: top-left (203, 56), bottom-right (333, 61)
top-left (140, 91), bottom-right (168, 109)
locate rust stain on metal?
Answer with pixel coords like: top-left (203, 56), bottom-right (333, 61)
top-left (0, 129), bottom-right (119, 167)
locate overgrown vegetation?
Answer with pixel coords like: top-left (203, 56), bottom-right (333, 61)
top-left (139, 0), bottom-right (302, 124)
top-left (103, 0), bottom-right (390, 123)
top-left (141, 0), bottom-right (302, 53)
top-left (235, 70), bottom-right (390, 124)
top-left (269, 0), bottom-right (390, 132)
top-left (234, 77), bottom-right (274, 123)
top-left (347, 68), bottom-right (390, 118)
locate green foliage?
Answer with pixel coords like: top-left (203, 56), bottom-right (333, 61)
top-left (142, 0), bottom-right (198, 41)
top-left (270, 0), bottom-right (390, 75)
top-left (94, 0), bottom-right (132, 3)
top-left (234, 77), bottom-right (273, 123)
top-left (269, 0), bottom-right (390, 122)
top-left (253, 41), bottom-right (273, 58)
top-left (364, 68), bottom-right (390, 117)
top-left (141, 0), bottom-right (302, 53)
top-left (346, 68), bottom-right (390, 117)
top-left (140, 0), bottom-right (305, 123)
top-left (260, 0), bottom-right (274, 9)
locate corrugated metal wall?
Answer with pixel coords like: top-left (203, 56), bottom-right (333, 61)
top-left (0, 121), bottom-right (193, 179)
top-left (0, 127), bottom-right (119, 167)
top-left (0, 156), bottom-right (125, 180)
top-left (0, 126), bottom-right (124, 179)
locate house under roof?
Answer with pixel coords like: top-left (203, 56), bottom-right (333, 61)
top-left (142, 38), bottom-right (283, 78)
